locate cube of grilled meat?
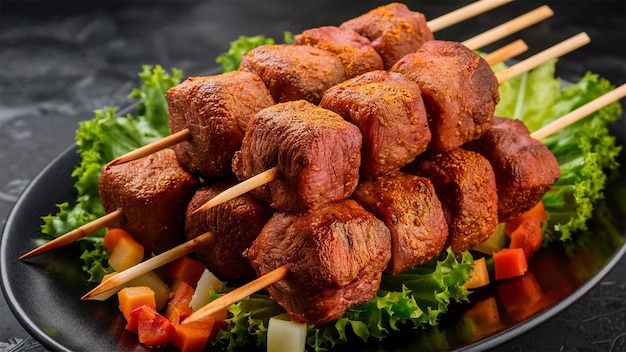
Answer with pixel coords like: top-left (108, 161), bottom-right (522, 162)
top-left (239, 44), bottom-right (346, 104)
top-left (244, 199), bottom-right (391, 324)
top-left (352, 172), bottom-right (448, 274)
top-left (232, 100), bottom-right (362, 213)
top-left (320, 70), bottom-right (430, 178)
top-left (295, 26), bottom-right (384, 79)
top-left (464, 116), bottom-right (560, 222)
top-left (166, 70), bottom-right (275, 178)
top-left (341, 2), bottom-right (434, 69)
top-left (391, 40), bottom-right (499, 152)
top-left (406, 148), bottom-right (498, 254)
top-left (99, 149), bottom-right (199, 254)
top-left (185, 179), bottom-right (274, 280)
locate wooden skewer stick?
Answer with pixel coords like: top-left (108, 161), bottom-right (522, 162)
top-left (81, 232), bottom-right (216, 300)
top-left (427, 0), bottom-right (512, 32)
top-left (192, 167), bottom-right (281, 214)
top-left (108, 128), bottom-right (191, 166)
top-left (19, 209), bottom-right (123, 260)
top-left (483, 39), bottom-right (528, 66)
top-left (463, 5), bottom-right (553, 51)
top-left (496, 32), bottom-right (591, 84)
top-left (531, 83), bottom-right (626, 140)
top-left (182, 264), bottom-right (290, 325)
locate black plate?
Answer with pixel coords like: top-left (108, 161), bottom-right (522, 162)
top-left (1, 123), bottom-right (625, 351)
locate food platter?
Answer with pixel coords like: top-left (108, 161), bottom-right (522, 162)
top-left (1, 116), bottom-right (624, 351)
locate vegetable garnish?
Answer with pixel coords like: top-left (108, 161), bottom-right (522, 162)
top-left (40, 65), bottom-right (182, 282)
top-left (35, 28), bottom-right (623, 351)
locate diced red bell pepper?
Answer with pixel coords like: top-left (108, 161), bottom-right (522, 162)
top-left (509, 217), bottom-right (543, 259)
top-left (493, 247), bottom-right (528, 280)
top-left (504, 201), bottom-right (547, 236)
top-left (136, 305), bottom-right (175, 347)
top-left (165, 281), bottom-right (195, 322)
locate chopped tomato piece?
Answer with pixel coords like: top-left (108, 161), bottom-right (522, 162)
top-left (509, 217), bottom-right (543, 259)
top-left (493, 248), bottom-right (528, 280)
top-left (504, 201), bottom-right (547, 236)
top-left (165, 281), bottom-right (195, 322)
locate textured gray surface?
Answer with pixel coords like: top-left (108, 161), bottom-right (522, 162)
top-left (1, 1), bottom-right (624, 351)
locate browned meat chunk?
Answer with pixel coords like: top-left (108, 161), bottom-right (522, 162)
top-left (185, 179), bottom-right (274, 280)
top-left (320, 70), bottom-right (430, 178)
top-left (232, 100), bottom-right (362, 213)
top-left (352, 172), bottom-right (448, 274)
top-left (99, 149), bottom-right (198, 254)
top-left (295, 26), bottom-right (384, 78)
top-left (341, 2), bottom-right (434, 69)
top-left (391, 40), bottom-right (499, 152)
top-left (167, 71), bottom-right (275, 177)
top-left (239, 44), bottom-right (346, 104)
top-left (406, 148), bottom-right (498, 254)
top-left (244, 199), bottom-right (391, 324)
top-left (464, 116), bottom-right (560, 222)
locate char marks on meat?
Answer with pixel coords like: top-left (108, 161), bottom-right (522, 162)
top-left (99, 149), bottom-right (199, 254)
top-left (341, 2), bottom-right (434, 69)
top-left (391, 40), bottom-right (499, 152)
top-left (239, 44), bottom-right (346, 104)
top-left (464, 116), bottom-right (560, 222)
top-left (352, 172), bottom-right (448, 274)
top-left (232, 100), bottom-right (362, 213)
top-left (406, 148), bottom-right (498, 254)
top-left (185, 179), bottom-right (274, 280)
top-left (295, 26), bottom-right (384, 79)
top-left (320, 70), bottom-right (430, 178)
top-left (166, 71), bottom-right (275, 177)
top-left (244, 199), bottom-right (391, 324)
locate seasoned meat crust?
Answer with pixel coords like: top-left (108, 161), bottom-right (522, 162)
top-left (185, 179), bottom-right (274, 281)
top-left (244, 199), bottom-right (391, 324)
top-left (320, 70), bottom-right (430, 178)
top-left (406, 148), bottom-right (498, 254)
top-left (391, 40), bottom-right (499, 152)
top-left (295, 25), bottom-right (384, 79)
top-left (464, 116), bottom-right (560, 222)
top-left (239, 44), bottom-right (346, 104)
top-left (99, 149), bottom-right (199, 254)
top-left (166, 70), bottom-right (275, 177)
top-left (232, 100), bottom-right (362, 213)
top-left (341, 2), bottom-right (434, 69)
top-left (353, 172), bottom-right (448, 274)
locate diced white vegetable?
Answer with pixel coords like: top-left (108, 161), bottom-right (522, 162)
top-left (267, 314), bottom-right (307, 352)
top-left (190, 268), bottom-right (225, 311)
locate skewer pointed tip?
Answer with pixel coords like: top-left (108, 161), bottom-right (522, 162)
top-left (18, 209), bottom-right (123, 259)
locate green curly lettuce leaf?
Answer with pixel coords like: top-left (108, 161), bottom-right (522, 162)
top-left (40, 65), bottom-right (182, 282)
